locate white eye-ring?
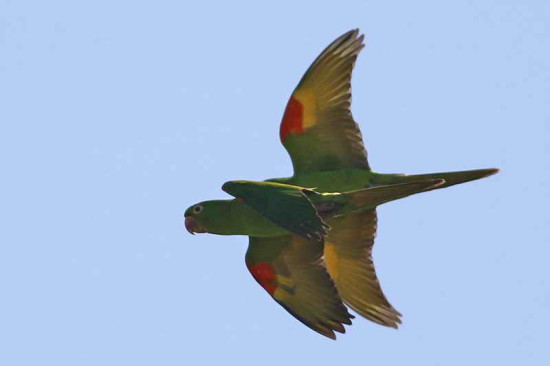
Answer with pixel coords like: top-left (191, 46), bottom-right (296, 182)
top-left (193, 205), bottom-right (204, 214)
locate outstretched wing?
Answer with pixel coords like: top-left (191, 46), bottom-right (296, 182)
top-left (280, 29), bottom-right (370, 174)
top-left (222, 180), bottom-right (329, 241)
top-left (324, 209), bottom-right (402, 327)
top-left (246, 235), bottom-right (353, 339)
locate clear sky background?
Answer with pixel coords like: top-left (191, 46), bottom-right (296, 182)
top-left (1, 1), bottom-right (549, 365)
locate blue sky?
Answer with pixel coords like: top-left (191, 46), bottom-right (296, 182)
top-left (1, 0), bottom-right (549, 365)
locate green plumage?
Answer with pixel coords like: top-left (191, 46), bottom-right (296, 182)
top-left (187, 179), bottom-right (447, 240)
top-left (184, 29), bottom-right (498, 339)
top-left (222, 180), bottom-right (328, 241)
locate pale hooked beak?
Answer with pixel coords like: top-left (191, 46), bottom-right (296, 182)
top-left (185, 216), bottom-right (206, 235)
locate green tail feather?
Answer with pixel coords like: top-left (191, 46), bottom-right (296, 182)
top-left (372, 168), bottom-right (499, 190)
top-left (332, 179), bottom-right (445, 217)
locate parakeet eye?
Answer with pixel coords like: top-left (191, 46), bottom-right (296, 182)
top-left (193, 205), bottom-right (204, 214)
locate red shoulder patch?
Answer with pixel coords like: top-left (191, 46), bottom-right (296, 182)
top-left (246, 260), bottom-right (278, 295)
top-left (280, 96), bottom-right (304, 142)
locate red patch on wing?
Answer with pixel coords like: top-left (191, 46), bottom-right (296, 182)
top-left (280, 96), bottom-right (304, 142)
top-left (247, 261), bottom-right (278, 295)
top-left (235, 198), bottom-right (245, 203)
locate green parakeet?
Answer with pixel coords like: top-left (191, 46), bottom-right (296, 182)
top-left (184, 29), bottom-right (498, 339)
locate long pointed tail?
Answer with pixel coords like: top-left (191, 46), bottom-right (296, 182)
top-left (372, 168), bottom-right (499, 190)
top-left (334, 179), bottom-right (445, 216)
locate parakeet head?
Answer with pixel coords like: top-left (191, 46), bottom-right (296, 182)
top-left (184, 199), bottom-right (233, 235)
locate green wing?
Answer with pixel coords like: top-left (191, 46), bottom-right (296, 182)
top-left (324, 210), bottom-right (402, 327)
top-left (279, 29), bottom-right (369, 174)
top-left (246, 235), bottom-right (353, 339)
top-left (222, 180), bottom-right (329, 241)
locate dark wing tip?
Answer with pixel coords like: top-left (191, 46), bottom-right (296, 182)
top-left (300, 29), bottom-right (366, 86)
top-left (221, 181), bottom-right (232, 193)
top-left (334, 28), bottom-right (365, 54)
top-left (341, 28), bottom-right (361, 41)
top-left (323, 329), bottom-right (337, 340)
